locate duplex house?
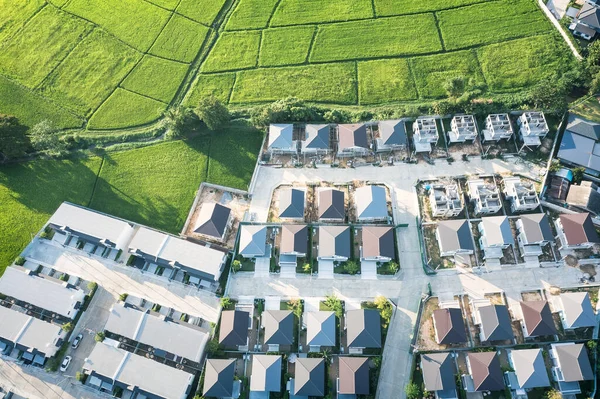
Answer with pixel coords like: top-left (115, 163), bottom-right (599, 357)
top-left (558, 292), bottom-right (596, 330)
top-left (305, 311), bottom-right (336, 352)
top-left (473, 304), bottom-right (514, 342)
top-left (262, 310), bottom-right (294, 351)
top-left (250, 355), bottom-right (282, 394)
top-left (203, 358), bottom-right (237, 398)
top-left (463, 352), bottom-right (504, 392)
top-left (429, 184), bottom-right (464, 218)
top-left (0, 306), bottom-right (64, 366)
top-left (292, 358), bottom-right (325, 397)
top-left (279, 224), bottom-right (308, 268)
top-left (432, 308), bottom-right (467, 345)
top-left (554, 213), bottom-right (600, 250)
top-left (83, 342), bottom-right (194, 399)
top-left (421, 352), bottom-right (458, 399)
top-left (301, 124), bottom-right (330, 154)
top-left (550, 343), bottom-right (594, 395)
top-left (517, 112), bottom-right (549, 147)
top-left (503, 177), bottom-right (540, 213)
top-left (515, 214), bottom-right (554, 259)
top-left (354, 185), bottom-right (388, 222)
top-left (337, 357), bottom-right (370, 396)
top-left (436, 220), bottom-right (475, 257)
top-left (520, 300), bottom-right (556, 338)
top-left (318, 188), bottom-right (345, 222)
top-left (219, 310), bottom-right (250, 351)
top-left (0, 266), bottom-right (85, 320)
top-left (449, 115), bottom-right (477, 143)
top-left (360, 226), bottom-right (395, 262)
top-left (557, 114), bottom-right (600, 174)
top-left (278, 188), bottom-right (305, 220)
top-left (238, 225), bottom-right (269, 259)
top-left (345, 309), bottom-right (381, 353)
top-left (467, 179), bottom-right (502, 215)
top-left (268, 124), bottom-right (297, 154)
top-left (337, 124), bottom-right (370, 157)
top-left (481, 114), bottom-right (513, 142)
top-left (413, 117), bottom-right (439, 153)
top-left (478, 216), bottom-right (514, 260)
top-left (193, 202), bottom-right (232, 241)
top-left (566, 181), bottom-right (600, 215)
top-left (571, 3), bottom-right (600, 40)
top-left (376, 119), bottom-right (407, 152)
top-left (318, 226), bottom-right (351, 262)
top-left (505, 349), bottom-right (550, 395)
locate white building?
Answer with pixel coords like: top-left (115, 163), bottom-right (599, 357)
top-left (467, 179), bottom-right (502, 215)
top-left (448, 115), bottom-right (477, 143)
top-left (503, 177), bottom-right (540, 213)
top-left (412, 117), bottom-right (439, 153)
top-left (517, 112), bottom-right (549, 147)
top-left (481, 114), bottom-right (513, 142)
top-left (429, 184), bottom-right (463, 217)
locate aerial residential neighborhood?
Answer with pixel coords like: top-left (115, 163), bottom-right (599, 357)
top-left (1, 1), bottom-right (600, 399)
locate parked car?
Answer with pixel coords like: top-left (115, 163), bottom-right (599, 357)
top-left (60, 356), bottom-right (72, 372)
top-left (71, 333), bottom-right (83, 349)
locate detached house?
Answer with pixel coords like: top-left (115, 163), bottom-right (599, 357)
top-left (571, 3), bottom-right (600, 40)
top-left (193, 202), bottom-right (232, 241)
top-left (301, 124), bottom-right (330, 154)
top-left (520, 300), bottom-right (556, 338)
top-left (429, 184), bottom-right (464, 218)
top-left (203, 359), bottom-right (238, 399)
top-left (337, 124), bottom-right (370, 157)
top-left (557, 114), bottom-right (600, 174)
top-left (505, 349), bottom-right (550, 395)
top-left (354, 185), bottom-right (389, 222)
top-left (436, 220), bottom-right (474, 257)
top-left (318, 226), bottom-right (351, 262)
top-left (421, 353), bottom-right (458, 399)
top-left (432, 308), bottom-right (467, 345)
top-left (515, 214), bottom-right (554, 259)
top-left (478, 216), bottom-right (514, 260)
top-left (292, 358), bottom-right (325, 397)
top-left (517, 112), bottom-right (549, 147)
top-left (318, 188), bottom-right (345, 222)
top-left (481, 114), bottom-right (513, 142)
top-left (467, 179), bottom-right (502, 215)
top-left (250, 355), bottom-right (282, 395)
top-left (554, 212), bottom-right (600, 250)
top-left (503, 177), bottom-right (540, 213)
top-left (278, 188), bottom-right (305, 221)
top-left (449, 115), bottom-right (477, 143)
top-left (376, 119), bottom-right (407, 152)
top-left (550, 343), bottom-right (594, 395)
top-left (238, 225), bottom-right (269, 259)
top-left (337, 357), bottom-right (371, 396)
top-left (279, 225), bottom-right (308, 268)
top-left (558, 292), bottom-right (596, 330)
top-left (413, 117), bottom-right (439, 153)
top-left (360, 226), bottom-right (395, 262)
top-left (219, 310), bottom-right (250, 351)
top-left (463, 352), bottom-right (504, 392)
top-left (473, 304), bottom-right (514, 342)
top-left (345, 309), bottom-right (381, 353)
top-left (305, 311), bottom-right (336, 352)
top-left (566, 181), bottom-right (600, 215)
top-left (262, 310), bottom-right (294, 351)
top-left (268, 124), bottom-right (297, 154)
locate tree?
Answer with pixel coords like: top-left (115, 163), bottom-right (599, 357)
top-left (196, 96), bottom-right (230, 131)
top-left (544, 389), bottom-right (562, 399)
top-left (572, 167), bottom-right (585, 184)
top-left (344, 260), bottom-right (360, 275)
top-left (162, 106), bottom-right (192, 138)
top-left (61, 322), bottom-right (74, 332)
top-left (388, 261), bottom-right (399, 274)
top-left (95, 331), bottom-right (105, 342)
top-left (303, 263), bottom-right (312, 273)
top-left (232, 260), bottom-right (242, 273)
top-left (405, 382), bottom-right (421, 399)
top-left (529, 79), bottom-right (568, 112)
top-left (444, 76), bottom-right (466, 98)
top-left (29, 120), bottom-right (67, 155)
top-left (0, 114), bottom-right (29, 161)
top-left (220, 296), bottom-right (233, 309)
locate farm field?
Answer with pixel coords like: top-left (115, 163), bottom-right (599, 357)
top-left (0, 121), bottom-right (263, 275)
top-left (190, 0), bottom-right (573, 106)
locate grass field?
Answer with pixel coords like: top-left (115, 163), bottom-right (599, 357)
top-left (0, 0), bottom-right (45, 43)
top-left (201, 31), bottom-right (261, 72)
top-left (225, 0), bottom-right (280, 30)
top-left (259, 26), bottom-right (315, 67)
top-left (184, 73), bottom-right (236, 105)
top-left (358, 59), bottom-right (417, 104)
top-left (0, 121), bottom-right (263, 275)
top-left (149, 14), bottom-right (210, 63)
top-left (177, 0), bottom-right (227, 25)
top-left (87, 88), bottom-right (166, 129)
top-left (270, 0), bottom-right (374, 26)
top-left (374, 0), bottom-right (485, 16)
top-left (122, 55), bottom-right (189, 103)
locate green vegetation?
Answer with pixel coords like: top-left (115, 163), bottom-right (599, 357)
top-left (259, 26), bottom-right (315, 67)
top-left (149, 15), bottom-right (210, 63)
top-left (88, 89), bottom-right (166, 129)
top-left (0, 0), bottom-right (45, 43)
top-left (226, 0), bottom-right (279, 30)
top-left (374, 0), bottom-right (484, 16)
top-left (358, 58), bottom-right (417, 104)
top-left (310, 15), bottom-right (441, 62)
top-left (570, 96), bottom-right (600, 122)
top-left (230, 63), bottom-right (357, 104)
top-left (95, 331), bottom-right (105, 342)
top-left (122, 55), bottom-right (189, 103)
top-left (177, 0), bottom-right (227, 25)
top-left (185, 73), bottom-right (236, 105)
top-left (201, 31), bottom-right (261, 72)
top-left (270, 0), bottom-right (373, 26)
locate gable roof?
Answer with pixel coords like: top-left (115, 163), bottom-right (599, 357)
top-left (479, 305), bottom-right (514, 342)
top-left (432, 308), bottom-right (467, 344)
top-left (280, 225), bottom-right (308, 254)
top-left (520, 301), bottom-right (556, 337)
top-left (219, 310), bottom-right (250, 347)
top-left (318, 226), bottom-right (351, 258)
top-left (193, 203), bottom-right (231, 238)
top-left (250, 355), bottom-right (282, 392)
top-left (554, 344), bottom-right (594, 381)
top-left (338, 357), bottom-right (370, 395)
top-left (362, 226), bottom-right (395, 259)
top-left (303, 124), bottom-right (330, 150)
top-left (379, 120), bottom-right (407, 146)
top-left (560, 292), bottom-right (596, 328)
top-left (481, 216), bottom-right (514, 246)
top-left (306, 311), bottom-right (336, 347)
top-left (559, 213), bottom-right (600, 245)
top-left (263, 310), bottom-right (294, 345)
top-left (318, 188), bottom-right (345, 220)
top-left (437, 220), bottom-right (474, 253)
top-left (557, 128), bottom-right (600, 172)
top-left (519, 214), bottom-right (554, 242)
top-left (338, 124), bottom-right (369, 150)
top-left (579, 3), bottom-right (600, 29)
top-left (468, 352), bottom-right (504, 391)
top-left (421, 352), bottom-right (457, 392)
top-left (279, 188), bottom-right (305, 218)
top-left (355, 185), bottom-right (387, 219)
top-left (346, 309), bottom-right (381, 348)
top-left (268, 124), bottom-right (294, 149)
top-left (510, 349), bottom-right (550, 389)
top-left (203, 358), bottom-right (236, 397)
top-left (294, 358), bottom-right (325, 396)
top-left (238, 225), bottom-right (267, 257)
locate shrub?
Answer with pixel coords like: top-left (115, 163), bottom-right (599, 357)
top-left (344, 260), bottom-right (360, 275)
top-left (15, 256), bottom-right (26, 266)
top-left (95, 331), bottom-right (105, 342)
top-left (75, 371), bottom-right (87, 383)
top-left (87, 281), bottom-right (98, 292)
top-left (119, 293), bottom-right (128, 302)
top-left (232, 260), bottom-right (242, 273)
top-left (405, 382), bottom-right (421, 399)
top-left (387, 261), bottom-right (399, 274)
top-left (220, 297), bottom-right (233, 310)
top-left (126, 255), bottom-right (136, 266)
top-left (59, 273), bottom-right (69, 282)
top-left (61, 322), bottom-right (73, 332)
top-left (196, 96), bottom-right (230, 131)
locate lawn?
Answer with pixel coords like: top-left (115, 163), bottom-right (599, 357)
top-left (374, 0), bottom-right (486, 16)
top-left (309, 14), bottom-right (442, 62)
top-left (87, 88), bottom-right (166, 129)
top-left (571, 96), bottom-right (600, 122)
top-left (184, 73), bottom-right (236, 105)
top-left (357, 58), bottom-right (417, 104)
top-left (201, 31), bottom-right (261, 73)
top-left (270, 0), bottom-right (374, 26)
top-left (149, 14), bottom-right (210, 63)
top-left (229, 62), bottom-right (357, 104)
top-left (258, 26), bottom-right (316, 67)
top-left (176, 0), bottom-right (227, 25)
top-left (225, 0), bottom-right (280, 30)
top-left (121, 55), bottom-right (190, 103)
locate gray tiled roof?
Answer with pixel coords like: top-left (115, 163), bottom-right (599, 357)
top-left (263, 310), bottom-right (294, 345)
top-left (279, 189), bottom-right (305, 218)
top-left (510, 349), bottom-right (550, 389)
top-left (250, 355), bottom-right (282, 392)
top-left (219, 310), bottom-right (250, 347)
top-left (355, 186), bottom-right (387, 219)
top-left (379, 120), bottom-right (407, 146)
top-left (303, 124), bottom-right (330, 150)
top-left (203, 359), bottom-right (236, 397)
top-left (479, 305), bottom-right (514, 342)
top-left (468, 352), bottom-right (504, 391)
top-left (362, 226), bottom-right (395, 259)
top-left (306, 311), bottom-right (336, 347)
top-left (280, 225), bottom-right (308, 254)
top-left (239, 225), bottom-right (268, 257)
top-left (269, 124), bottom-right (294, 149)
top-left (554, 343), bottom-right (594, 381)
top-left (481, 216), bottom-right (514, 246)
top-left (338, 124), bottom-right (369, 150)
top-left (338, 357), bottom-right (370, 395)
top-left (318, 226), bottom-right (351, 258)
top-left (557, 128), bottom-right (600, 172)
top-left (294, 358), bottom-right (325, 396)
top-left (193, 203), bottom-right (231, 238)
top-left (346, 309), bottom-right (381, 348)
top-left (437, 220), bottom-right (474, 253)
top-left (432, 308), bottom-right (467, 344)
top-left (318, 188), bottom-right (345, 220)
top-left (421, 352), bottom-right (456, 392)
top-left (519, 214), bottom-right (553, 242)
top-left (566, 114), bottom-right (600, 140)
top-left (560, 292), bottom-right (596, 328)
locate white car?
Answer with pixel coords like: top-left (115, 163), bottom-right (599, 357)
top-left (71, 333), bottom-right (83, 349)
top-left (59, 356), bottom-right (72, 372)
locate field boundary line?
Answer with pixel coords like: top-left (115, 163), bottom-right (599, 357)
top-left (87, 155), bottom-right (106, 208)
top-left (432, 12), bottom-right (445, 52)
top-left (371, 0), bottom-right (377, 18)
top-left (0, 2), bottom-right (48, 45)
top-left (266, 0), bottom-right (285, 28)
top-left (119, 87), bottom-right (170, 105)
top-left (227, 73), bottom-right (238, 104)
top-left (255, 30), bottom-right (264, 68)
top-left (353, 61), bottom-right (359, 106)
top-left (406, 59), bottom-right (421, 101)
top-left (140, 0), bottom-right (214, 29)
top-left (471, 49), bottom-right (489, 88)
top-left (305, 25), bottom-right (319, 64)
